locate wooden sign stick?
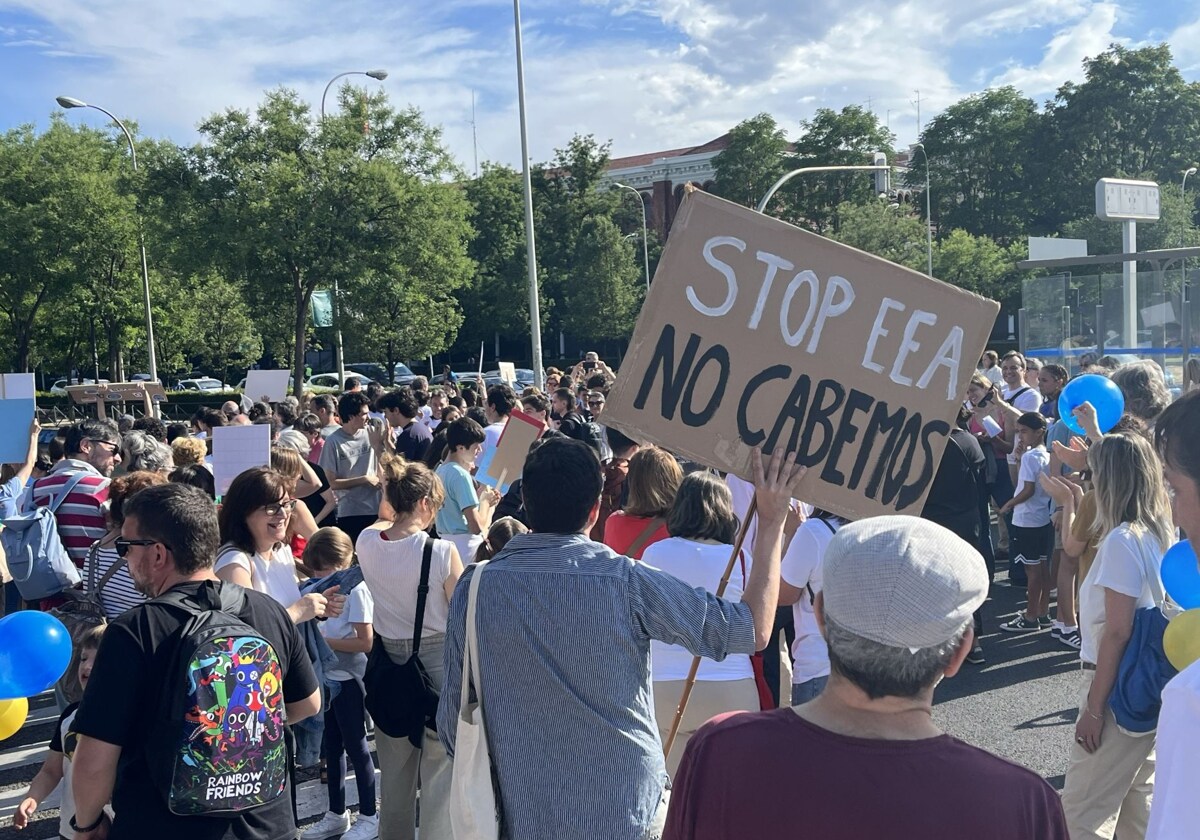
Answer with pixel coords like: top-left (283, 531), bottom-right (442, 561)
top-left (663, 497), bottom-right (757, 762)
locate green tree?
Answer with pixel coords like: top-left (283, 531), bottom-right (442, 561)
top-left (831, 201), bottom-right (927, 272)
top-left (557, 216), bottom-right (642, 341)
top-left (912, 87), bottom-right (1041, 243)
top-left (711, 114), bottom-right (790, 209)
top-left (183, 86), bottom-right (473, 394)
top-left (787, 106), bottom-right (896, 234)
top-left (932, 230), bottom-right (1027, 307)
top-left (1039, 44), bottom-right (1200, 230)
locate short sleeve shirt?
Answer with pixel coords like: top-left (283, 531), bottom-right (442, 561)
top-left (319, 581), bottom-right (373, 680)
top-left (215, 544), bottom-right (302, 610)
top-left (435, 461), bottom-right (478, 536)
top-left (1078, 525), bottom-right (1165, 664)
top-left (1012, 446), bottom-right (1052, 527)
top-left (72, 580), bottom-right (317, 840)
top-left (319, 426), bottom-right (380, 517)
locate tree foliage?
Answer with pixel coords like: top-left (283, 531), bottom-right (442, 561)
top-left (711, 113), bottom-right (791, 210)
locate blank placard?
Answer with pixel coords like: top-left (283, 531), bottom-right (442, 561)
top-left (244, 370), bottom-right (291, 403)
top-left (476, 408), bottom-right (543, 493)
top-left (212, 425), bottom-right (272, 497)
top-left (0, 374), bottom-right (36, 464)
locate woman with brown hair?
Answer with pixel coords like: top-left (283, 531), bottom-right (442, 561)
top-left (356, 455), bottom-right (463, 840)
top-left (214, 467), bottom-right (343, 625)
top-left (603, 446), bottom-right (682, 560)
top-left (642, 472), bottom-right (758, 773)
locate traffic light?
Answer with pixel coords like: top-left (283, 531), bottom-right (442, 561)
top-left (873, 152), bottom-right (889, 196)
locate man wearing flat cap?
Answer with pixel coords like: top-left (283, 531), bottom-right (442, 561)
top-left (663, 516), bottom-right (1068, 840)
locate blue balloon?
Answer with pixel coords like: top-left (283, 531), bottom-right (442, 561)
top-left (1163, 541), bottom-right (1200, 610)
top-left (0, 612), bottom-right (73, 700)
top-left (1058, 374), bottom-right (1125, 435)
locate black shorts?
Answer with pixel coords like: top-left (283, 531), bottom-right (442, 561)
top-left (1011, 523), bottom-right (1054, 565)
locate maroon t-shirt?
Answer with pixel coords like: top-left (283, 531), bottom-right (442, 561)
top-left (664, 708), bottom-right (1068, 840)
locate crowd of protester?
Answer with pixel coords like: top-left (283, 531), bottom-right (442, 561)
top-left (0, 348), bottom-right (1198, 840)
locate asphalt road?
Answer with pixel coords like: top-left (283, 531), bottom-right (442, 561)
top-left (0, 571), bottom-right (1079, 837)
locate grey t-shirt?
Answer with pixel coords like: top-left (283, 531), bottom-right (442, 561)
top-left (319, 426), bottom-right (380, 517)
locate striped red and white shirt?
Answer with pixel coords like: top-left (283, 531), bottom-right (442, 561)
top-left (29, 460), bottom-right (110, 569)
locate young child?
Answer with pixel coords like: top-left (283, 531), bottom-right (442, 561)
top-left (474, 516), bottom-right (529, 564)
top-left (999, 412), bottom-right (1054, 632)
top-left (12, 624), bottom-right (105, 838)
top-left (302, 527), bottom-right (378, 840)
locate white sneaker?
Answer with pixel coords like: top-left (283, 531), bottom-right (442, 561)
top-left (302, 810), bottom-right (351, 839)
top-left (342, 813), bottom-right (379, 840)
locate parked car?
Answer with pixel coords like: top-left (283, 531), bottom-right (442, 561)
top-left (308, 372), bottom-right (373, 390)
top-left (50, 378), bottom-right (108, 396)
top-left (486, 368), bottom-right (536, 389)
top-left (344, 363), bottom-right (386, 384)
top-left (129, 372), bottom-right (153, 382)
top-left (174, 378), bottom-right (228, 392)
top-left (392, 363), bottom-right (417, 387)
top-left (432, 371), bottom-right (495, 388)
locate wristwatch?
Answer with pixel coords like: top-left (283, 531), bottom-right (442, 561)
top-left (70, 812), bottom-right (107, 832)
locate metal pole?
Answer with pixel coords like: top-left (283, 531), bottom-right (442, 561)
top-left (88, 105), bottom-right (159, 397)
top-left (1123, 220), bottom-right (1138, 350)
top-left (615, 183), bottom-right (651, 288)
top-left (513, 0), bottom-right (544, 388)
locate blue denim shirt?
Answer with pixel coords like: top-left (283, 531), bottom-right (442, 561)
top-left (438, 532), bottom-right (755, 840)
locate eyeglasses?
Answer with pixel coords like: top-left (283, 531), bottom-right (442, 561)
top-left (587, 400), bottom-right (604, 408)
top-left (90, 439), bottom-right (120, 454)
top-left (114, 537), bottom-right (168, 557)
top-left (262, 500), bottom-right (297, 517)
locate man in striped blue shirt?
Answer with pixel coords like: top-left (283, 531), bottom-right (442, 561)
top-left (438, 438), bottom-right (805, 840)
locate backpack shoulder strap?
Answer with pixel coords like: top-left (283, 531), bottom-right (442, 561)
top-left (88, 541), bottom-right (127, 596)
top-left (48, 471), bottom-right (91, 514)
top-left (410, 536), bottom-right (435, 655)
top-left (626, 518), bottom-right (664, 557)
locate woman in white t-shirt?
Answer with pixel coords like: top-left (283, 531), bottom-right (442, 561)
top-left (1146, 390), bottom-right (1200, 839)
top-left (356, 456), bottom-right (463, 840)
top-left (214, 467), bottom-right (343, 624)
top-left (779, 510), bottom-right (845, 706)
top-left (1061, 433), bottom-right (1174, 839)
top-left (643, 472), bottom-right (759, 776)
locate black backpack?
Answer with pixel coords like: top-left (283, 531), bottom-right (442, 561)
top-left (559, 412), bottom-right (605, 457)
top-left (145, 582), bottom-right (289, 816)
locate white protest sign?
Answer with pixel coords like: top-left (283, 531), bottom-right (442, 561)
top-left (603, 191), bottom-right (999, 521)
top-left (0, 374), bottom-right (36, 463)
top-left (212, 424), bottom-right (272, 497)
top-left (498, 362), bottom-right (517, 385)
top-left (244, 370), bottom-right (291, 403)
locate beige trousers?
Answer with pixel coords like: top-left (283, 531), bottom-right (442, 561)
top-left (654, 677), bottom-right (759, 776)
top-left (1060, 671), bottom-right (1156, 840)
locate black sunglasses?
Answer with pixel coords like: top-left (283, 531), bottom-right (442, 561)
top-left (114, 537), bottom-right (169, 557)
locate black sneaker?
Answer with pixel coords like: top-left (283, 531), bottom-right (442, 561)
top-left (966, 644), bottom-right (986, 664)
top-left (1037, 615), bottom-right (1053, 629)
top-left (1057, 628), bottom-right (1082, 650)
top-left (1000, 616), bottom-right (1041, 632)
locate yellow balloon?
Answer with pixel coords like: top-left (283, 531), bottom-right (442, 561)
top-left (0, 696), bottom-right (28, 741)
top-left (1164, 609), bottom-right (1200, 672)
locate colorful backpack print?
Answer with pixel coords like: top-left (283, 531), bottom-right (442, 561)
top-left (146, 582), bottom-right (289, 816)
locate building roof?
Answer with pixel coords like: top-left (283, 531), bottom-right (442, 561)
top-left (605, 133), bottom-right (732, 171)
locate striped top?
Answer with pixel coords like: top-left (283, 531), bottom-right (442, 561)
top-left (437, 532), bottom-right (755, 840)
top-left (29, 461), bottom-right (110, 568)
top-left (85, 542), bottom-right (146, 619)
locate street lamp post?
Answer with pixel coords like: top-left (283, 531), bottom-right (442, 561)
top-left (614, 183), bottom-right (651, 289)
top-left (318, 69), bottom-right (388, 388)
top-left (56, 96), bottom-right (159, 398)
top-left (513, 0), bottom-right (545, 389)
top-left (914, 143), bottom-right (934, 278)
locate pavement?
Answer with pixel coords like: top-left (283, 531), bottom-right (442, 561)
top-left (0, 570), bottom-right (1081, 836)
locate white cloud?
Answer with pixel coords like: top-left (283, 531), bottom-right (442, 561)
top-left (989, 2), bottom-right (1122, 97)
top-left (4, 38), bottom-right (51, 47)
top-left (1170, 15), bottom-right (1200, 73)
top-left (0, 0), bottom-right (1193, 173)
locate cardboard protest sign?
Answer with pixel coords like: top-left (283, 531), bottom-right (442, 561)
top-left (212, 424), bottom-right (272, 497)
top-left (603, 190), bottom-right (999, 521)
top-left (476, 408), bottom-right (543, 493)
top-left (498, 362), bottom-right (517, 385)
top-left (245, 370), bottom-right (291, 403)
top-left (0, 374), bottom-right (36, 464)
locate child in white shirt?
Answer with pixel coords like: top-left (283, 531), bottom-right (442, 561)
top-left (999, 412), bottom-right (1053, 632)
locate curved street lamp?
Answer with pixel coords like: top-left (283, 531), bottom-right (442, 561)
top-left (614, 183), bottom-right (651, 288)
top-left (56, 95), bottom-right (159, 392)
top-left (318, 69), bottom-right (388, 388)
top-left (320, 69), bottom-right (388, 120)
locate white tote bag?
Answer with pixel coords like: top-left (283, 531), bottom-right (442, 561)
top-left (449, 560), bottom-right (501, 840)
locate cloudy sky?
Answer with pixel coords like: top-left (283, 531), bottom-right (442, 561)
top-left (1, 0), bottom-right (1197, 171)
